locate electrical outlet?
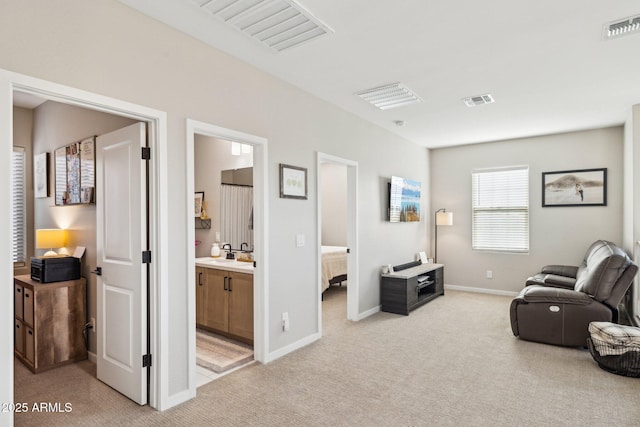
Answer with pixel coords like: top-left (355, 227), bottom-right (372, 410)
top-left (486, 270), bottom-right (493, 279)
top-left (282, 312), bottom-right (290, 332)
top-left (90, 317), bottom-right (96, 333)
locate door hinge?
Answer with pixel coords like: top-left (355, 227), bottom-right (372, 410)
top-left (142, 250), bottom-right (152, 264)
top-left (142, 354), bottom-right (152, 368)
top-left (141, 147), bottom-right (151, 160)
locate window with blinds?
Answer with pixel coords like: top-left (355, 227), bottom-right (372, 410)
top-left (472, 166), bottom-right (529, 253)
top-left (12, 147), bottom-right (27, 265)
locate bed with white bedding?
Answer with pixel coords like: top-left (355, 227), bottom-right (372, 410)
top-left (321, 245), bottom-right (348, 294)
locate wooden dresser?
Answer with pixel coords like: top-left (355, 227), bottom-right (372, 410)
top-left (14, 275), bottom-right (87, 373)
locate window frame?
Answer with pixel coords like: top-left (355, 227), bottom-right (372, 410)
top-left (471, 165), bottom-right (530, 254)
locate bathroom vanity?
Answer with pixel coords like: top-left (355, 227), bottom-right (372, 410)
top-left (195, 257), bottom-right (253, 344)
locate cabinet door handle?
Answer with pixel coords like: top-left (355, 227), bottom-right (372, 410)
top-left (228, 277), bottom-right (233, 292)
top-left (198, 272), bottom-right (203, 286)
top-left (224, 276), bottom-right (228, 291)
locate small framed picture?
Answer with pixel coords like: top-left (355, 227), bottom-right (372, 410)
top-left (279, 163), bottom-right (307, 200)
top-left (542, 168), bottom-right (607, 207)
top-left (34, 152), bottom-right (50, 198)
top-left (194, 192), bottom-right (204, 217)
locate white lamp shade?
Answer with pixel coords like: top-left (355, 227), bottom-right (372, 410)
top-left (36, 229), bottom-right (68, 255)
top-left (436, 211), bottom-right (453, 226)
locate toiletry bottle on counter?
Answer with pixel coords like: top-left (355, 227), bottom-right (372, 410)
top-left (211, 243), bottom-right (220, 258)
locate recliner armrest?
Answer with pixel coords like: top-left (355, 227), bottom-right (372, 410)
top-left (520, 285), bottom-right (592, 305)
top-left (541, 265), bottom-right (578, 278)
top-left (525, 273), bottom-right (576, 289)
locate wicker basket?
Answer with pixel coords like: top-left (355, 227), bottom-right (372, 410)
top-left (587, 337), bottom-right (640, 377)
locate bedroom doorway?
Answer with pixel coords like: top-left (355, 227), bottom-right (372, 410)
top-left (317, 152), bottom-right (358, 335)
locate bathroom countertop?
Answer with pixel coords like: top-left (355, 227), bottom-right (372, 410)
top-left (195, 257), bottom-right (254, 274)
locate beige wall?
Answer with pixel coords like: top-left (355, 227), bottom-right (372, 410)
top-left (320, 163), bottom-right (347, 246)
top-left (0, 0), bottom-right (429, 404)
top-left (31, 100), bottom-right (136, 353)
top-left (431, 126), bottom-right (624, 293)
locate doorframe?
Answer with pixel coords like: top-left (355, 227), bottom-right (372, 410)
top-left (185, 119), bottom-right (268, 396)
top-left (316, 152), bottom-right (359, 331)
top-left (0, 69), bottom-right (170, 419)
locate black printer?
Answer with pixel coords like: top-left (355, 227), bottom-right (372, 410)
top-left (30, 255), bottom-right (81, 283)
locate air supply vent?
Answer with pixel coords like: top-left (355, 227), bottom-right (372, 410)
top-left (355, 83), bottom-right (423, 110)
top-left (192, 0), bottom-right (333, 52)
top-left (462, 94), bottom-right (495, 107)
top-left (603, 14), bottom-right (640, 40)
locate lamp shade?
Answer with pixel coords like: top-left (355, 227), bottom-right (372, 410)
top-left (436, 211), bottom-right (453, 226)
top-left (36, 229), bottom-right (67, 256)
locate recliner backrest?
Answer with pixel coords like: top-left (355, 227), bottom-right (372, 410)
top-left (575, 240), bottom-right (632, 302)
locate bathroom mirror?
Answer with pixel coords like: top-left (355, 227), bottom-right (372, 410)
top-left (220, 167), bottom-right (253, 251)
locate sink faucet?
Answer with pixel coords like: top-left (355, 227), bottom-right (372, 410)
top-left (222, 243), bottom-right (232, 251)
top-left (240, 242), bottom-right (249, 252)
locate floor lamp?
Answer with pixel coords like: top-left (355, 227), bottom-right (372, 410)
top-left (434, 208), bottom-right (453, 263)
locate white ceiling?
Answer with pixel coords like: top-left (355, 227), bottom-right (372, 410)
top-left (120, 0), bottom-right (640, 148)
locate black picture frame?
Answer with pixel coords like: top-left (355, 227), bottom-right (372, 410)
top-left (542, 168), bottom-right (607, 207)
top-left (279, 163), bottom-right (307, 200)
top-left (194, 191), bottom-right (204, 217)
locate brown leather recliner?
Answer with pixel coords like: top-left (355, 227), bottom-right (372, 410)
top-left (510, 240), bottom-right (638, 347)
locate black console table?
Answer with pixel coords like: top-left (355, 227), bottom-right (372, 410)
top-left (381, 263), bottom-right (444, 315)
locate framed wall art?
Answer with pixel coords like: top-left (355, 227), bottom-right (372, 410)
top-left (279, 163), bottom-right (307, 200)
top-left (194, 192), bottom-right (204, 217)
top-left (542, 168), bottom-right (607, 207)
top-left (54, 136), bottom-right (95, 206)
top-left (34, 152), bottom-right (50, 198)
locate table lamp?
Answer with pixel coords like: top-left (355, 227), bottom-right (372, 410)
top-left (36, 228), bottom-right (68, 257)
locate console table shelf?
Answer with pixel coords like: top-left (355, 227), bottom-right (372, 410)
top-left (381, 263), bottom-right (444, 315)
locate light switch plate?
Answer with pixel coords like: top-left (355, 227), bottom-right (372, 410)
top-left (296, 234), bottom-right (305, 247)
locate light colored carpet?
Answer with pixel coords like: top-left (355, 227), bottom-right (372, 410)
top-left (14, 287), bottom-right (640, 426)
top-left (196, 329), bottom-right (253, 373)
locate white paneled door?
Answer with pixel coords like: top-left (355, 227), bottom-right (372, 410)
top-left (96, 122), bottom-right (148, 405)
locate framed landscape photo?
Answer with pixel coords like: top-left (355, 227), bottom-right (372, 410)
top-left (279, 163), bottom-right (307, 200)
top-left (542, 168), bottom-right (607, 207)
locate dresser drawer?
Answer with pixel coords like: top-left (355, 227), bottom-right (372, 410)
top-left (23, 287), bottom-right (34, 326)
top-left (15, 319), bottom-right (24, 355)
top-left (15, 284), bottom-right (23, 320)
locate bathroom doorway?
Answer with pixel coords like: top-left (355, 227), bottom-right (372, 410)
top-left (186, 119), bottom-right (268, 394)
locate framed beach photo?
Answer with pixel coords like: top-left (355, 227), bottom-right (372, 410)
top-left (542, 168), bottom-right (607, 207)
top-left (279, 164), bottom-right (307, 200)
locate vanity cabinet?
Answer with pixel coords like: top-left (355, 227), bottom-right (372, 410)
top-left (14, 275), bottom-right (87, 373)
top-left (196, 266), bottom-right (253, 344)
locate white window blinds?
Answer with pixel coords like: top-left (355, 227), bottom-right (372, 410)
top-left (12, 147), bottom-right (27, 264)
top-left (472, 166), bottom-right (529, 253)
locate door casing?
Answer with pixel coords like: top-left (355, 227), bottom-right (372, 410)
top-left (317, 152), bottom-right (359, 330)
top-left (0, 69), bottom-right (178, 421)
top-left (185, 119), bottom-right (268, 397)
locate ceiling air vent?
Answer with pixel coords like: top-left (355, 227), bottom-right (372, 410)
top-left (355, 83), bottom-right (423, 110)
top-left (192, 0), bottom-right (333, 52)
top-left (462, 94), bottom-right (495, 107)
top-left (603, 14), bottom-right (640, 40)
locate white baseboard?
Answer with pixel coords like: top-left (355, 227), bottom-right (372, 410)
top-left (264, 333), bottom-right (320, 363)
top-left (87, 350), bottom-right (96, 363)
top-left (355, 305), bottom-right (380, 321)
top-left (445, 284), bottom-right (518, 297)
